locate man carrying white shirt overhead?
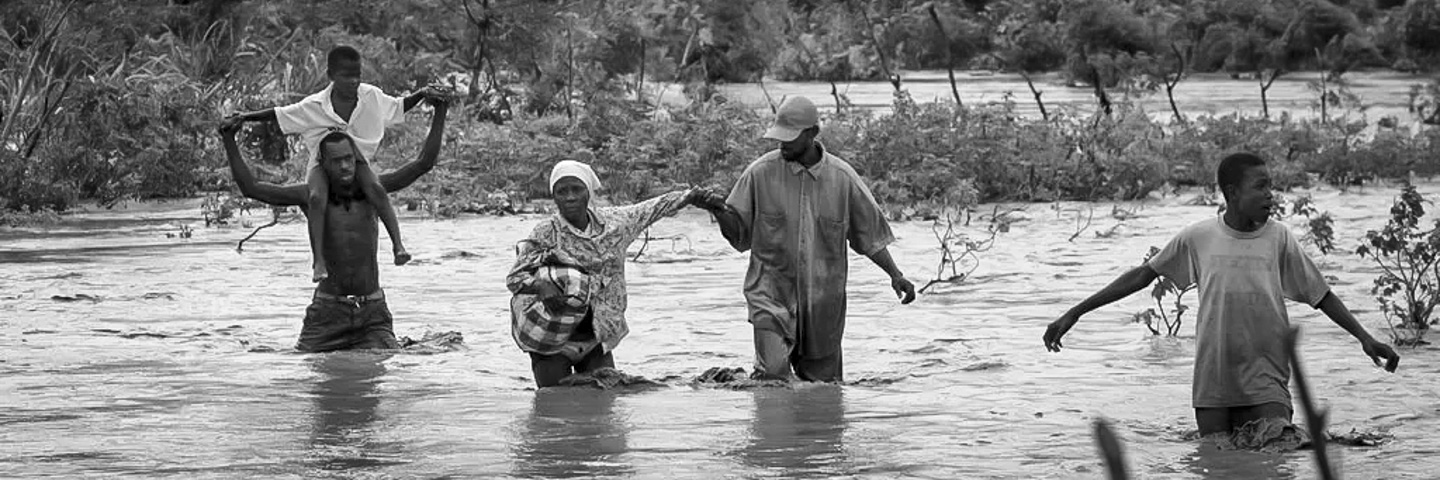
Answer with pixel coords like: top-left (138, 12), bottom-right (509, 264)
top-left (224, 46), bottom-right (446, 282)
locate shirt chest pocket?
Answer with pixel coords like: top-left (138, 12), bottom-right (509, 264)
top-left (754, 211), bottom-right (788, 258)
top-left (817, 216), bottom-right (848, 259)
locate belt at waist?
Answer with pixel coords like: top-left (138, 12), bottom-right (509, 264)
top-left (313, 289), bottom-right (385, 305)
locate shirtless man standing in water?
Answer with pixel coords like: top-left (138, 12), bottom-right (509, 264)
top-left (218, 96), bottom-right (448, 351)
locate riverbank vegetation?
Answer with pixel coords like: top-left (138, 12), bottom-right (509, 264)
top-left (2, 0), bottom-right (1440, 219)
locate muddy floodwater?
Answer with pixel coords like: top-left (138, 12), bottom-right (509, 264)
top-left (4, 177), bottom-right (1439, 479)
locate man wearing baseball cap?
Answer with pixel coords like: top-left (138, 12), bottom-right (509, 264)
top-left (699, 95), bottom-right (916, 382)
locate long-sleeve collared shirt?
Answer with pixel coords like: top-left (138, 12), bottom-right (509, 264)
top-left (506, 190), bottom-right (691, 355)
top-left (725, 146), bottom-right (894, 358)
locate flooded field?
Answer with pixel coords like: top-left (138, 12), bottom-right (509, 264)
top-left (3, 180), bottom-right (1439, 478)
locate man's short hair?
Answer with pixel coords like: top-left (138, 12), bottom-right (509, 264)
top-left (316, 131), bottom-right (359, 162)
top-left (327, 46), bottom-right (362, 71)
top-left (1217, 152), bottom-right (1267, 197)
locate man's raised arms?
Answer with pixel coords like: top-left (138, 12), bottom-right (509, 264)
top-left (219, 98), bottom-right (448, 207)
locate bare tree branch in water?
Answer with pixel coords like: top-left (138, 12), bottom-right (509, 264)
top-left (1067, 204), bottom-right (1094, 243)
top-left (1092, 417), bottom-right (1130, 480)
top-left (1285, 326), bottom-right (1337, 480)
top-left (631, 228), bottom-right (690, 262)
top-left (921, 205), bottom-right (1020, 293)
top-left (632, 227), bottom-right (652, 261)
top-left (850, 0), bottom-right (900, 92)
top-left (1164, 42), bottom-right (1190, 124)
top-left (236, 206), bottom-right (292, 253)
top-left (926, 4), bottom-right (962, 107)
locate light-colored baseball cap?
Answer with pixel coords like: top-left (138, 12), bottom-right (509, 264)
top-left (762, 96), bottom-right (819, 142)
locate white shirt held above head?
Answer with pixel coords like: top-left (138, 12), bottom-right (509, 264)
top-left (274, 83), bottom-right (406, 168)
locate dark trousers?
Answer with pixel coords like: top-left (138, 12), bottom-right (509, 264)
top-left (528, 313), bottom-right (614, 388)
top-left (753, 326), bottom-right (843, 383)
top-left (1194, 402), bottom-right (1293, 435)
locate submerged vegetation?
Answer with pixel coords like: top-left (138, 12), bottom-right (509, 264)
top-left (1357, 184), bottom-right (1440, 346)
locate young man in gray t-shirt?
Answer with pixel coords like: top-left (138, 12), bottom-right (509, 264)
top-left (1043, 152), bottom-right (1400, 435)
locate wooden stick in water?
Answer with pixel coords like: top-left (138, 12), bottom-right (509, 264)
top-left (1092, 417), bottom-right (1130, 480)
top-left (235, 207), bottom-right (284, 253)
top-left (1285, 326), bottom-right (1337, 480)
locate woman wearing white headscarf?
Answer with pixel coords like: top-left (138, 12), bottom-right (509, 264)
top-left (506, 160), bottom-right (714, 387)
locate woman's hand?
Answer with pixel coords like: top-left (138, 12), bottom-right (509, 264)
top-left (687, 187), bottom-right (729, 211)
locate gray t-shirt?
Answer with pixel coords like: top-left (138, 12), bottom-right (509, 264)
top-left (1146, 217), bottom-right (1331, 409)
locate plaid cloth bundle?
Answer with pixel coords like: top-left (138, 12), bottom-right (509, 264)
top-left (510, 240), bottom-right (598, 359)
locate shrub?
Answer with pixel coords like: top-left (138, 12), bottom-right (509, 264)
top-left (1133, 246), bottom-right (1195, 336)
top-left (1356, 184), bottom-right (1440, 346)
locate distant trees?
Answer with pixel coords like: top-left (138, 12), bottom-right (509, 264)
top-left (3, 0), bottom-right (1440, 213)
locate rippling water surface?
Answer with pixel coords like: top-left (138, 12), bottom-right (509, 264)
top-left (3, 182), bottom-right (1439, 479)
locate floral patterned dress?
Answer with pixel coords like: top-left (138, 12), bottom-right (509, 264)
top-left (506, 189), bottom-right (692, 359)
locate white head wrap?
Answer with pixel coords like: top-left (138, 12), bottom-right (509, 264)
top-left (548, 160), bottom-right (602, 194)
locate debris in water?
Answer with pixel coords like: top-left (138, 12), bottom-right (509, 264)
top-left (399, 331), bottom-right (467, 353)
top-left (694, 366), bottom-right (749, 384)
top-left (1327, 428), bottom-right (1392, 447)
top-left (51, 294), bottom-right (101, 302)
top-left (118, 332), bottom-right (168, 339)
top-left (688, 366), bottom-right (796, 389)
top-left (848, 375), bottom-right (907, 386)
top-left (1209, 417), bottom-right (1311, 453)
top-left (558, 367), bottom-right (664, 389)
top-left (961, 359), bottom-right (1008, 371)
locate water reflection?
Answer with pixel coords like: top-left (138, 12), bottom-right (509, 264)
top-left (738, 384), bottom-right (850, 477)
top-left (511, 388), bottom-right (633, 479)
top-left (306, 352), bottom-right (404, 473)
top-left (1178, 443), bottom-right (1298, 479)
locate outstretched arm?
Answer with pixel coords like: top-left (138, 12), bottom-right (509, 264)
top-left (1044, 265), bottom-right (1159, 352)
top-left (712, 205), bottom-right (749, 252)
top-left (403, 87), bottom-right (451, 112)
top-left (219, 122), bottom-right (306, 206)
top-left (230, 108), bottom-right (278, 123)
top-left (692, 188), bottom-right (750, 251)
top-left (379, 99), bottom-right (448, 192)
top-left (1316, 292), bottom-right (1400, 372)
top-left (403, 91), bottom-right (425, 112)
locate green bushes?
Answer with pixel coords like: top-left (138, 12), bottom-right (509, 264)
top-left (1357, 185), bottom-right (1440, 346)
top-left (322, 86), bottom-right (1439, 222)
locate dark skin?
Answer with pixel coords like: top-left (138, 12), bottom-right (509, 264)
top-left (1041, 164), bottom-right (1400, 431)
top-left (699, 126), bottom-right (916, 304)
top-left (219, 98), bottom-right (448, 296)
top-left (223, 58), bottom-right (448, 282)
top-left (518, 176), bottom-right (712, 311)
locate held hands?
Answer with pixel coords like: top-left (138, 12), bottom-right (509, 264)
top-left (891, 275), bottom-right (916, 304)
top-left (1362, 338), bottom-right (1401, 372)
top-left (687, 187), bottom-right (729, 212)
top-left (1043, 312), bottom-right (1079, 352)
top-left (421, 84), bottom-right (455, 107)
top-left (217, 116), bottom-right (243, 138)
